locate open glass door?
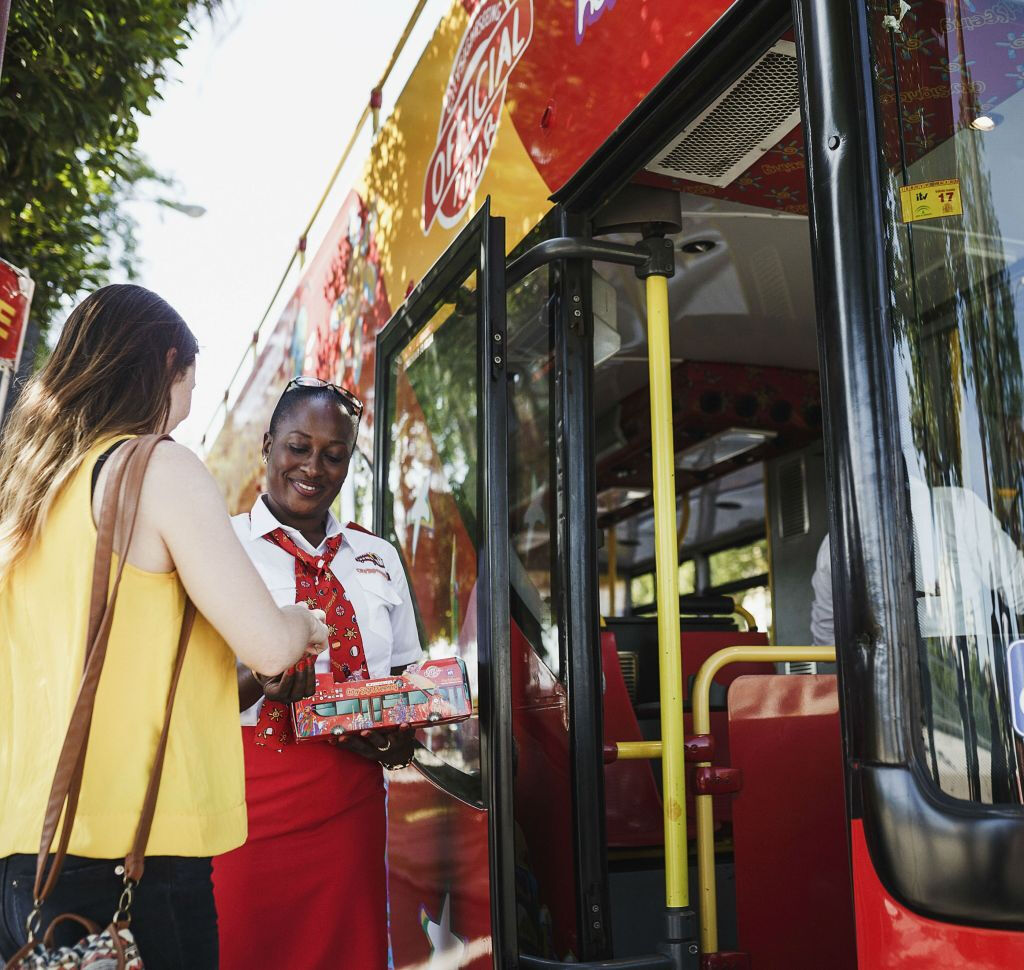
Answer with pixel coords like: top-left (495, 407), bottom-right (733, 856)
top-left (374, 202), bottom-right (516, 970)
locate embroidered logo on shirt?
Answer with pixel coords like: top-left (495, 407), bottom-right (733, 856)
top-left (355, 552), bottom-right (390, 581)
top-left (356, 552), bottom-right (386, 569)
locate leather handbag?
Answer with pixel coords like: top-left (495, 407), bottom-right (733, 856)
top-left (6, 435), bottom-right (196, 970)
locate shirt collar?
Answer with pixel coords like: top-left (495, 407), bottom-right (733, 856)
top-left (248, 495), bottom-right (344, 555)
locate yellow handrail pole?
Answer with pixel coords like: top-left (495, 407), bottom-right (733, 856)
top-left (645, 272), bottom-right (689, 910)
top-left (607, 528), bottom-right (618, 614)
top-left (615, 741), bottom-right (663, 760)
top-left (692, 645), bottom-right (836, 954)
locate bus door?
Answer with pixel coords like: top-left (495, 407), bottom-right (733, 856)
top-left (374, 203), bottom-right (517, 970)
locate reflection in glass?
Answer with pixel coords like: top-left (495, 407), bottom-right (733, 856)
top-left (869, 0), bottom-right (1024, 803)
top-left (383, 281), bottom-right (482, 789)
top-left (507, 268), bottom-right (561, 676)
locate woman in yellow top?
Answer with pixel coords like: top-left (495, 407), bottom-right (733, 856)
top-left (0, 285), bottom-right (330, 969)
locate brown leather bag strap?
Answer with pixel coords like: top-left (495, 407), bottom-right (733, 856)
top-left (40, 436), bottom-right (155, 890)
top-left (33, 436), bottom-right (147, 901)
top-left (33, 434), bottom-right (187, 902)
top-left (124, 596), bottom-right (195, 881)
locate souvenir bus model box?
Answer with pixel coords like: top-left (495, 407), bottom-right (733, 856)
top-left (291, 656), bottom-right (472, 741)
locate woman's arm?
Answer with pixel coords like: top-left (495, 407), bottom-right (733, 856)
top-left (135, 442), bottom-right (328, 675)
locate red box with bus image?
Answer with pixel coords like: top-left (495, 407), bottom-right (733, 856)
top-left (291, 656), bottom-right (472, 741)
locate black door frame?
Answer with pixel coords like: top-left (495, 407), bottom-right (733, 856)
top-left (373, 201), bottom-right (518, 964)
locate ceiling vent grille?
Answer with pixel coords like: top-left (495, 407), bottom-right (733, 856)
top-left (645, 40), bottom-right (801, 187)
top-left (617, 651), bottom-right (639, 704)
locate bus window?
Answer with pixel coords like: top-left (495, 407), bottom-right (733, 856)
top-left (630, 572), bottom-right (655, 610)
top-left (313, 702), bottom-right (337, 716)
top-left (708, 538), bottom-right (771, 633)
top-left (679, 560), bottom-right (696, 596)
top-left (407, 690), bottom-right (428, 705)
top-left (872, 12), bottom-right (1024, 805)
top-left (337, 699), bottom-right (360, 716)
top-left (371, 697), bottom-right (383, 721)
top-left (382, 694), bottom-right (402, 709)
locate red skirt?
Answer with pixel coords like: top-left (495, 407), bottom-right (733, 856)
top-left (212, 726), bottom-right (387, 970)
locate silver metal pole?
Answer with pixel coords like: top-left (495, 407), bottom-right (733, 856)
top-left (0, 365), bottom-right (12, 427)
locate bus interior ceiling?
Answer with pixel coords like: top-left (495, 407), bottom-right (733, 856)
top-left (592, 189), bottom-right (825, 629)
top-left (577, 56), bottom-right (857, 966)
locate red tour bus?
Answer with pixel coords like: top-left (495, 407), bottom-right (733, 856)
top-left (204, 0), bottom-right (1024, 966)
top-left (292, 658), bottom-right (473, 739)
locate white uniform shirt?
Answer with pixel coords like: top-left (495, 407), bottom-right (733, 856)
top-left (809, 479), bottom-right (1024, 643)
top-left (235, 496), bottom-right (423, 725)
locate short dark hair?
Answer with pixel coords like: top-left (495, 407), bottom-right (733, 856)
top-left (268, 383), bottom-right (360, 436)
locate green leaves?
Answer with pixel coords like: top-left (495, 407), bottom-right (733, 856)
top-left (0, 0), bottom-right (214, 351)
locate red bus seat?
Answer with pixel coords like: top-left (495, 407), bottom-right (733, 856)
top-left (602, 630), bottom-right (664, 847)
top-left (727, 675), bottom-right (856, 970)
top-left (602, 627), bottom-right (774, 847)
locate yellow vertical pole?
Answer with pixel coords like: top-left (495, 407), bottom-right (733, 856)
top-left (645, 273), bottom-right (688, 909)
top-left (607, 528), bottom-right (618, 615)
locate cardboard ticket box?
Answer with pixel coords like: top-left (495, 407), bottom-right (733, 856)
top-left (291, 656), bottom-right (472, 741)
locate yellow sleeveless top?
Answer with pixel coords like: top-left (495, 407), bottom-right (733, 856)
top-left (0, 437), bottom-right (246, 858)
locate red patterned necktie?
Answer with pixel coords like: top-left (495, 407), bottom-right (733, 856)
top-left (253, 527), bottom-right (369, 751)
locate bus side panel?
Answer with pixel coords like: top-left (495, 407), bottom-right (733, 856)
top-left (387, 770), bottom-right (493, 969)
top-left (850, 820), bottom-right (1024, 969)
top-left (510, 622), bottom-right (577, 957)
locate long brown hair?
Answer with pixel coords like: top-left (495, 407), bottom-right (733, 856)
top-left (0, 284), bottom-right (198, 580)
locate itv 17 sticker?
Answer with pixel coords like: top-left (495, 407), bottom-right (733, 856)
top-left (899, 177), bottom-right (963, 223)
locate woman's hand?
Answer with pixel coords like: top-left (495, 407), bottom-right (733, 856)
top-left (334, 726), bottom-right (416, 769)
top-left (283, 604), bottom-right (329, 657)
top-left (256, 662), bottom-right (317, 704)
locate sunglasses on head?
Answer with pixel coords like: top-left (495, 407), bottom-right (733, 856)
top-left (283, 377), bottom-right (364, 419)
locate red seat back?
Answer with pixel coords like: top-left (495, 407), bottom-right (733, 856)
top-left (728, 675), bottom-right (856, 970)
top-left (602, 630), bottom-right (664, 846)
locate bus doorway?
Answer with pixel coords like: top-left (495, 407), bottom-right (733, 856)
top-left (500, 28), bottom-right (857, 970)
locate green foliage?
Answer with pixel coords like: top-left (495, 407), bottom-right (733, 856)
top-left (0, 1), bottom-right (214, 346)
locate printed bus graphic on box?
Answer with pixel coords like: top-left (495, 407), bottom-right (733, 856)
top-left (291, 656), bottom-right (472, 740)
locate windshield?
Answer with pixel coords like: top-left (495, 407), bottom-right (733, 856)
top-left (870, 0), bottom-right (1024, 803)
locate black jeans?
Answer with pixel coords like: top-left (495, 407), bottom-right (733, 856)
top-left (0, 854), bottom-right (217, 970)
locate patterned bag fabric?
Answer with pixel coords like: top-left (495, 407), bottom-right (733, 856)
top-left (4, 437), bottom-right (194, 970)
top-left (13, 919), bottom-right (142, 969)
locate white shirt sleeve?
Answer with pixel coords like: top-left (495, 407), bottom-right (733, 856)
top-left (810, 534), bottom-right (834, 646)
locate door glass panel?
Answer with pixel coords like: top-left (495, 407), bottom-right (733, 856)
top-left (869, 0), bottom-right (1024, 803)
top-left (506, 266), bottom-right (577, 960)
top-left (381, 274), bottom-right (482, 801)
top-left (507, 267), bottom-right (561, 677)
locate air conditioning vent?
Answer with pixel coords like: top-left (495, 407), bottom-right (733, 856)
top-left (645, 40), bottom-right (801, 187)
top-left (617, 651), bottom-right (639, 704)
top-left (784, 661), bottom-right (818, 675)
top-left (777, 456), bottom-right (809, 539)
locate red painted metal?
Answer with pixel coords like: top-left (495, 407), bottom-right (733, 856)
top-left (505, 0), bottom-right (736, 194)
top-left (509, 622), bottom-right (578, 957)
top-left (850, 820), bottom-right (1024, 969)
top-left (684, 733), bottom-right (715, 762)
top-left (601, 631), bottom-right (664, 847)
top-left (728, 675), bottom-right (857, 970)
top-left (387, 766), bottom-right (493, 969)
top-left (701, 952), bottom-right (750, 970)
top-left (694, 765), bottom-right (742, 796)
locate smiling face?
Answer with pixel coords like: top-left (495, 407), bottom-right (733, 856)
top-left (262, 393), bottom-right (359, 536)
